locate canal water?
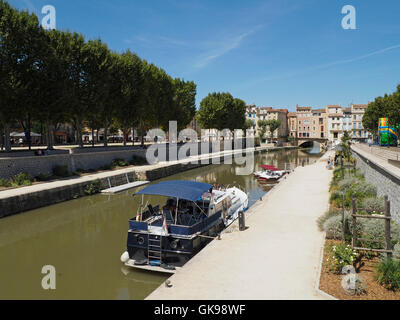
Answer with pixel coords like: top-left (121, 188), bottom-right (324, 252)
top-left (0, 149), bottom-right (321, 299)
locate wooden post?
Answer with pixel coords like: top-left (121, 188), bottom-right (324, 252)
top-left (384, 195), bottom-right (392, 260)
top-left (352, 196), bottom-right (357, 248)
top-left (353, 160), bottom-right (356, 176)
top-left (342, 192), bottom-right (345, 244)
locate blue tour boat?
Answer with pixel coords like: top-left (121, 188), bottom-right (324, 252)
top-left (120, 180), bottom-right (248, 273)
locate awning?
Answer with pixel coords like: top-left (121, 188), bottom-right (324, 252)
top-left (135, 180), bottom-right (213, 202)
top-left (261, 165), bottom-right (279, 171)
top-left (10, 132), bottom-right (41, 137)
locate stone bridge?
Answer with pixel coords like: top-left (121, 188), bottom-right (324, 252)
top-left (295, 138), bottom-right (329, 148)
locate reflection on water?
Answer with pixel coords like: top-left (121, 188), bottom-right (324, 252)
top-left (0, 149), bottom-right (321, 300)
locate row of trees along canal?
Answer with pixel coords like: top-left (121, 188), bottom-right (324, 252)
top-left (362, 84), bottom-right (400, 138)
top-left (0, 0), bottom-right (197, 152)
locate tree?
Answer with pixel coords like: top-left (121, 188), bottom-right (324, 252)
top-left (33, 29), bottom-right (69, 149)
top-left (197, 92), bottom-right (246, 131)
top-left (363, 86), bottom-right (400, 139)
top-left (266, 119), bottom-right (282, 142)
top-left (0, 1), bottom-right (44, 151)
top-left (362, 96), bottom-right (387, 138)
top-left (340, 130), bottom-right (352, 161)
top-left (171, 78), bottom-right (196, 131)
top-left (61, 32), bottom-right (87, 147)
top-left (114, 50), bottom-right (143, 146)
top-left (257, 120), bottom-right (268, 142)
top-left (244, 119), bottom-right (254, 130)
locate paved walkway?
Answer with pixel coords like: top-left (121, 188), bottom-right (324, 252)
top-left (147, 151), bottom-right (334, 300)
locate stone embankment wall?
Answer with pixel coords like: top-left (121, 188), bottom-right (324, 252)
top-left (352, 149), bottom-right (400, 222)
top-left (0, 149), bottom-right (147, 180)
top-left (0, 161), bottom-right (207, 219)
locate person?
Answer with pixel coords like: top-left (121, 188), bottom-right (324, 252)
top-left (19, 138), bottom-right (23, 147)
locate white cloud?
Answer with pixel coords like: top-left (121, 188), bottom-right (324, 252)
top-left (194, 25), bottom-right (263, 69)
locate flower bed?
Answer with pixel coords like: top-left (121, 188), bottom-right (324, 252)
top-left (320, 240), bottom-right (400, 300)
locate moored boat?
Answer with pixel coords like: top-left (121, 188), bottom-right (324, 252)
top-left (120, 180), bottom-right (248, 273)
top-left (254, 165), bottom-right (285, 180)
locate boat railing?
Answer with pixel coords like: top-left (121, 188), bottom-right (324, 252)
top-left (130, 210), bottom-right (222, 236)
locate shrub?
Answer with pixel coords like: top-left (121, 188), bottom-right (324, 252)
top-left (0, 178), bottom-right (10, 187)
top-left (329, 190), bottom-right (343, 207)
top-left (358, 219), bottom-right (386, 250)
top-left (350, 181), bottom-right (377, 199)
top-left (53, 165), bottom-right (70, 177)
top-left (376, 259), bottom-right (400, 291)
top-left (361, 197), bottom-right (385, 214)
top-left (323, 213), bottom-right (349, 240)
top-left (111, 158), bottom-right (129, 168)
top-left (353, 219), bottom-right (400, 249)
top-left (328, 243), bottom-right (359, 274)
top-left (318, 208), bottom-right (342, 231)
top-left (84, 179), bottom-right (102, 195)
top-left (36, 173), bottom-right (53, 181)
top-left (99, 164), bottom-right (112, 171)
top-left (10, 173), bottom-right (32, 187)
top-left (338, 177), bottom-right (359, 193)
top-left (130, 155), bottom-right (148, 166)
top-left (393, 243), bottom-right (400, 261)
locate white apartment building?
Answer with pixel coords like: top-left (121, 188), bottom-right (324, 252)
top-left (326, 105), bottom-right (343, 143)
top-left (350, 104), bottom-right (370, 141)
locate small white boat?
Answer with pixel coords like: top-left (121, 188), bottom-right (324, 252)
top-left (254, 165), bottom-right (285, 179)
top-left (258, 171), bottom-right (282, 181)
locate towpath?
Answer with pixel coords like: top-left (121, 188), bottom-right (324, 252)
top-left (146, 151), bottom-right (334, 300)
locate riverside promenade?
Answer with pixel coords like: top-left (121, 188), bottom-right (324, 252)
top-left (147, 151), bottom-right (334, 300)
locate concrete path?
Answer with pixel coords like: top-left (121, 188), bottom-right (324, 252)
top-left (146, 151), bottom-right (334, 300)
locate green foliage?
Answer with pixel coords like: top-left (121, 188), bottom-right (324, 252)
top-left (265, 119), bottom-right (282, 142)
top-left (10, 173), bottom-right (32, 187)
top-left (53, 165), bottom-right (70, 177)
top-left (0, 178), bottom-right (10, 187)
top-left (318, 208), bottom-right (342, 231)
top-left (376, 259), bottom-right (400, 292)
top-left (363, 85), bottom-right (400, 138)
top-left (111, 158), bottom-right (129, 168)
top-left (350, 181), bottom-right (377, 199)
top-left (130, 155), bottom-right (148, 166)
top-left (327, 243), bottom-right (359, 274)
top-left (338, 177), bottom-right (359, 193)
top-left (323, 213), bottom-right (348, 240)
top-left (36, 173), bottom-right (53, 181)
top-left (84, 179), bottom-right (102, 195)
top-left (197, 92), bottom-right (246, 131)
top-left (393, 243), bottom-right (400, 261)
top-left (257, 120), bottom-right (268, 142)
top-left (361, 197), bottom-right (385, 214)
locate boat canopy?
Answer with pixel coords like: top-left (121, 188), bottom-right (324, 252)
top-left (261, 165), bottom-right (279, 171)
top-left (135, 180), bottom-right (213, 202)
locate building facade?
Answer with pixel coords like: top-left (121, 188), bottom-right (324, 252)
top-left (245, 105), bottom-right (289, 141)
top-left (287, 112), bottom-right (297, 138)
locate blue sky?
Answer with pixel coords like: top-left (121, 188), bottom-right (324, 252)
top-left (9, 0), bottom-right (400, 111)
